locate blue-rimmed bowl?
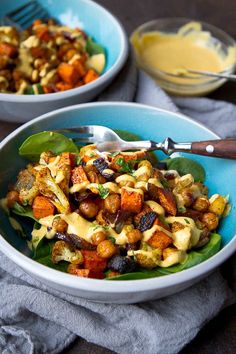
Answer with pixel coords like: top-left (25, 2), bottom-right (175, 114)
top-left (0, 102), bottom-right (235, 303)
top-left (0, 0), bottom-right (128, 122)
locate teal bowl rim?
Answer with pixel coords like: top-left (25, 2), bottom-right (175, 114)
top-left (0, 0), bottom-right (128, 102)
top-left (0, 101), bottom-right (235, 293)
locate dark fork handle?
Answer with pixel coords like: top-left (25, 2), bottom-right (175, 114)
top-left (191, 139), bottom-right (236, 159)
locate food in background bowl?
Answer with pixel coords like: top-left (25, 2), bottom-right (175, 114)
top-left (2, 130), bottom-right (229, 280)
top-left (0, 0), bottom-right (128, 122)
top-left (0, 19), bottom-right (105, 94)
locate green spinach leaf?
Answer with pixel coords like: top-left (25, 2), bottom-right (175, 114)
top-left (33, 239), bottom-right (68, 272)
top-left (107, 233), bottom-right (221, 280)
top-left (19, 132), bottom-right (78, 162)
top-left (165, 157), bottom-right (205, 182)
top-left (86, 37), bottom-right (105, 55)
top-left (11, 202), bottom-right (38, 222)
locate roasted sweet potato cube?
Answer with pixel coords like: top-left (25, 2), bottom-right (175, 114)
top-left (72, 59), bottom-right (87, 77)
top-left (111, 151), bottom-right (146, 171)
top-left (0, 42), bottom-right (18, 58)
top-left (67, 265), bottom-right (104, 279)
top-left (32, 195), bottom-right (55, 219)
top-left (147, 230), bottom-right (173, 250)
top-left (153, 217), bottom-right (170, 231)
top-left (156, 187), bottom-right (177, 216)
top-left (121, 187), bottom-right (143, 213)
top-left (83, 69), bottom-right (99, 84)
top-left (59, 152), bottom-right (76, 168)
top-left (58, 63), bottom-right (80, 84)
top-left (71, 165), bottom-right (89, 184)
top-left (55, 82), bottom-right (73, 91)
top-left (81, 250), bottom-right (107, 271)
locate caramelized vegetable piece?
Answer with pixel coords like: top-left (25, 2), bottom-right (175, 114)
top-left (134, 204), bottom-right (152, 226)
top-left (71, 165), bottom-right (89, 184)
top-left (58, 63), bottom-right (80, 84)
top-left (84, 68), bottom-right (99, 84)
top-left (6, 190), bottom-right (20, 208)
top-left (121, 187), bottom-right (143, 213)
top-left (111, 151), bottom-right (146, 171)
top-left (147, 230), bottom-right (173, 250)
top-left (137, 211), bottom-right (157, 232)
top-left (0, 43), bottom-right (18, 58)
top-left (209, 195), bottom-right (226, 216)
top-left (59, 152), bottom-right (76, 168)
top-left (56, 82), bottom-right (73, 91)
top-left (32, 195), bottom-right (55, 219)
top-left (67, 265), bottom-right (104, 279)
top-left (81, 250), bottom-right (107, 271)
top-left (72, 59), bottom-right (87, 77)
top-left (156, 187), bottom-right (177, 216)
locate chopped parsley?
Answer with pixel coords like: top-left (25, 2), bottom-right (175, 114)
top-left (97, 184), bottom-right (109, 199)
top-left (116, 157), bottom-right (135, 173)
top-left (76, 156), bottom-right (82, 165)
top-left (184, 218), bottom-right (190, 224)
top-left (108, 236), bottom-right (116, 244)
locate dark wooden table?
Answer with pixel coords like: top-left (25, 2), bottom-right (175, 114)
top-left (1, 1), bottom-right (235, 353)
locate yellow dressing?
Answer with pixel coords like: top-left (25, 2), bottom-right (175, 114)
top-left (131, 21), bottom-right (235, 85)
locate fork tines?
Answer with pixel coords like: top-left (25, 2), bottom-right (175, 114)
top-left (3, 0), bottom-right (49, 30)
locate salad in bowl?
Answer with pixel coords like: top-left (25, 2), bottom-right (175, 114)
top-left (2, 129), bottom-right (229, 280)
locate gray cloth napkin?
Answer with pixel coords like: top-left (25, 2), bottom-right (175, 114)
top-left (0, 61), bottom-right (236, 354)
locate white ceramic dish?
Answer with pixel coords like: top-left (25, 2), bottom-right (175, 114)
top-left (0, 102), bottom-right (235, 303)
top-left (0, 0), bottom-right (128, 123)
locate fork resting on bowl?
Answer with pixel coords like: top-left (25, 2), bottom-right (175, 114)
top-left (55, 125), bottom-right (236, 159)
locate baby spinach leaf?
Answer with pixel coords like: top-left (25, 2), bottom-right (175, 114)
top-left (107, 233), bottom-right (221, 280)
top-left (11, 202), bottom-right (38, 222)
top-left (33, 239), bottom-right (68, 272)
top-left (19, 132), bottom-right (78, 162)
top-left (86, 37), bottom-right (105, 55)
top-left (114, 130), bottom-right (141, 142)
top-left (165, 157), bottom-right (205, 182)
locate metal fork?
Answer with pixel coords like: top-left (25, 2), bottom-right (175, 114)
top-left (55, 125), bottom-right (236, 159)
top-left (1, 0), bottom-right (49, 30)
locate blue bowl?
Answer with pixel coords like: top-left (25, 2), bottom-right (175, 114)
top-left (0, 0), bottom-right (128, 122)
top-left (0, 102), bottom-right (235, 303)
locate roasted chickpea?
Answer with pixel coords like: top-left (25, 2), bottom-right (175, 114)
top-left (91, 231), bottom-right (107, 245)
top-left (202, 212), bottom-right (219, 231)
top-left (193, 197), bottom-right (210, 212)
top-left (181, 188), bottom-right (194, 207)
top-left (104, 194), bottom-right (121, 214)
top-left (52, 217), bottom-right (68, 233)
top-left (79, 199), bottom-right (99, 219)
top-left (97, 240), bottom-right (117, 258)
top-left (127, 229), bottom-right (142, 243)
top-left (6, 190), bottom-right (20, 208)
top-left (118, 180), bottom-right (135, 188)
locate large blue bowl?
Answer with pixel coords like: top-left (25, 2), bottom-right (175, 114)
top-left (0, 0), bottom-right (128, 122)
top-left (0, 102), bottom-right (235, 303)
